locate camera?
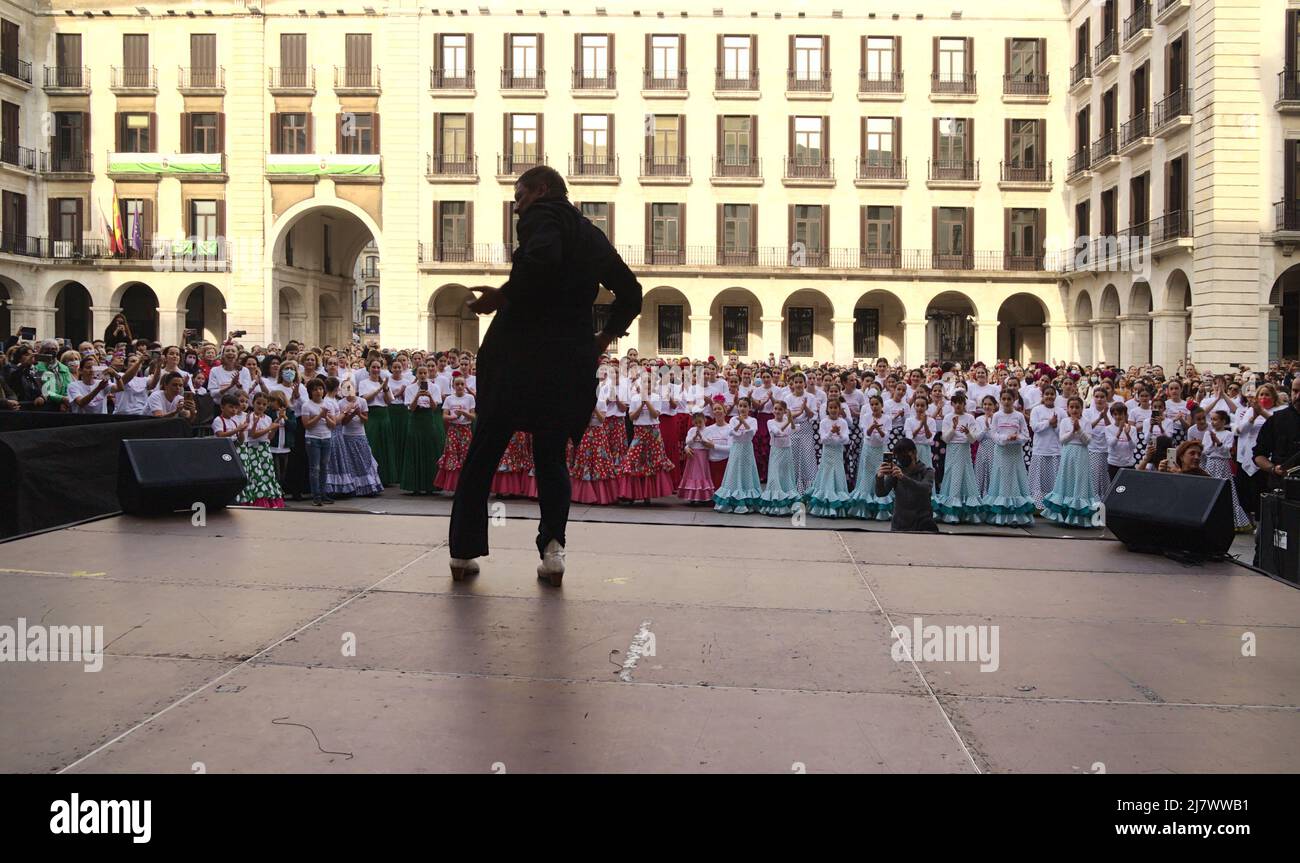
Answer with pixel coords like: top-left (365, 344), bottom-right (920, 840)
top-left (882, 452), bottom-right (896, 465)
top-left (229, 330), bottom-right (248, 339)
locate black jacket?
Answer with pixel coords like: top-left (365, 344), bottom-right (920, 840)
top-left (876, 462), bottom-right (940, 533)
top-left (1255, 405), bottom-right (1300, 490)
top-left (476, 198), bottom-right (641, 443)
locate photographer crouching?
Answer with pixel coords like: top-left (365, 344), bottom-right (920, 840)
top-left (875, 437), bottom-right (939, 533)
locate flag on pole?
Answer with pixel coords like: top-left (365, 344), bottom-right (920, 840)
top-left (110, 189), bottom-right (124, 256)
top-left (98, 200), bottom-right (116, 253)
top-left (130, 204), bottom-right (142, 252)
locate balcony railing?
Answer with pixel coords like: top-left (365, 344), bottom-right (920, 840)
top-left (859, 71), bottom-right (904, 94)
top-left (1276, 201), bottom-right (1300, 232)
top-left (1154, 87), bottom-right (1192, 128)
top-left (268, 67), bottom-right (315, 90)
top-left (1124, 2), bottom-right (1153, 41)
top-left (932, 72), bottom-right (977, 95)
top-left (570, 154), bottom-right (619, 177)
top-left (1000, 161), bottom-right (1050, 183)
top-left (1067, 147), bottom-right (1091, 177)
top-left (1094, 32), bottom-right (1119, 67)
top-left (572, 69), bottom-right (616, 89)
top-left (430, 68), bottom-right (474, 89)
top-left (178, 66), bottom-right (224, 90)
top-left (1004, 73), bottom-right (1049, 96)
top-left (712, 155), bottom-right (761, 178)
top-left (928, 159), bottom-right (978, 182)
top-left (716, 70), bottom-right (758, 90)
top-left (1120, 112), bottom-right (1150, 147)
top-left (1282, 70), bottom-right (1300, 102)
top-left (43, 65), bottom-right (89, 89)
top-left (1070, 59), bottom-right (1091, 86)
top-left (111, 65), bottom-right (157, 89)
top-left (0, 142), bottom-right (46, 171)
top-left (641, 155), bottom-right (690, 177)
top-left (46, 152), bottom-right (92, 174)
top-left (335, 66), bottom-right (380, 90)
top-left (787, 71), bottom-right (830, 92)
top-left (856, 156), bottom-right (906, 181)
top-left (498, 152), bottom-right (546, 175)
top-left (360, 266), bottom-right (380, 279)
top-left (1092, 130), bottom-right (1118, 161)
top-left (417, 242), bottom-right (1065, 272)
top-left (784, 156), bottom-right (833, 180)
top-left (501, 68), bottom-right (544, 89)
top-left (643, 69), bottom-right (687, 90)
top-left (1133, 210), bottom-right (1193, 244)
top-left (426, 153), bottom-right (477, 177)
top-left (0, 233), bottom-right (44, 257)
top-left (0, 55), bottom-right (32, 84)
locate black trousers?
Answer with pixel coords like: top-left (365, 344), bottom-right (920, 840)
top-left (448, 418), bottom-right (571, 560)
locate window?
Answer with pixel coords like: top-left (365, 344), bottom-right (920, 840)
top-left (787, 307), bottom-right (814, 355)
top-left (122, 33), bottom-right (149, 84)
top-left (580, 202), bottom-right (611, 239)
top-left (721, 116), bottom-right (752, 167)
top-left (792, 204), bottom-right (826, 263)
top-left (579, 114), bottom-right (609, 163)
top-left (120, 113), bottom-right (152, 152)
top-left (339, 112), bottom-right (375, 155)
top-left (123, 199), bottom-right (145, 249)
top-left (792, 116), bottom-right (824, 165)
top-left (579, 34), bottom-right (610, 79)
top-left (792, 36), bottom-right (825, 81)
top-left (657, 304), bottom-right (683, 353)
top-left (864, 37), bottom-right (895, 82)
top-left (190, 34), bottom-right (217, 87)
top-left (1008, 208), bottom-right (1038, 257)
top-left (53, 112), bottom-right (86, 171)
top-left (1008, 119), bottom-right (1038, 167)
top-left (935, 118), bottom-right (967, 163)
top-left (510, 113), bottom-right (539, 166)
top-left (1101, 188), bottom-right (1117, 237)
top-left (652, 115), bottom-right (680, 163)
top-left (853, 308), bottom-right (880, 357)
top-left (511, 34), bottom-right (539, 77)
top-left (721, 203), bottom-right (753, 263)
top-left (936, 207), bottom-right (967, 255)
top-left (1, 190), bottom-right (26, 249)
top-left (1008, 39), bottom-right (1039, 79)
top-left (864, 117), bottom-right (895, 166)
top-left (344, 33), bottom-right (373, 87)
top-left (937, 38), bottom-right (966, 83)
top-left (721, 35), bottom-right (752, 80)
top-left (190, 112), bottom-right (220, 153)
top-left (441, 35), bottom-right (468, 77)
top-left (280, 33), bottom-right (307, 87)
top-left (54, 198), bottom-right (81, 247)
top-left (55, 33), bottom-right (83, 86)
top-left (439, 202), bottom-right (469, 255)
top-left (864, 206), bottom-right (896, 253)
top-left (722, 305), bottom-right (749, 354)
top-left (651, 203), bottom-right (682, 251)
top-left (650, 35), bottom-right (681, 79)
top-left (1130, 172), bottom-right (1150, 230)
top-left (191, 199), bottom-right (218, 257)
top-left (440, 114), bottom-right (468, 160)
top-left (280, 113), bottom-right (309, 154)
top-left (1075, 200), bottom-right (1091, 245)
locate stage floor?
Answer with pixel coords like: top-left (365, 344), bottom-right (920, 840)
top-left (1, 508), bottom-right (1297, 773)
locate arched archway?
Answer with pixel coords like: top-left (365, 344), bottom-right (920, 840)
top-left (1269, 264), bottom-right (1300, 360)
top-left (318, 294), bottom-right (345, 348)
top-left (428, 285), bottom-right (479, 351)
top-left (997, 294), bottom-right (1049, 365)
top-left (180, 283), bottom-right (226, 345)
top-left (117, 282), bottom-right (159, 342)
top-left (852, 289), bottom-right (906, 364)
top-left (1127, 281), bottom-right (1154, 366)
top-left (1096, 284), bottom-right (1120, 365)
top-left (637, 287), bottom-right (691, 358)
top-left (54, 282), bottom-right (92, 344)
top-left (1073, 291), bottom-right (1095, 365)
top-left (0, 277), bottom-right (16, 341)
top-left (781, 288), bottom-right (833, 360)
top-left (925, 291), bottom-right (976, 365)
top-left (709, 288), bottom-right (763, 359)
top-left (1162, 269), bottom-right (1192, 367)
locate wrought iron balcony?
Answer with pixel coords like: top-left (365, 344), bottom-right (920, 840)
top-left (859, 71), bottom-right (903, 94)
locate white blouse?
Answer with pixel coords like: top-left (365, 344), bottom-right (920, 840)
top-left (904, 415), bottom-right (936, 447)
top-left (406, 381), bottom-right (443, 409)
top-left (819, 416), bottom-right (850, 446)
top-left (727, 415), bottom-right (758, 442)
top-left (941, 412), bottom-right (978, 445)
top-left (443, 393), bottom-right (476, 425)
top-left (1030, 403), bottom-right (1068, 456)
top-left (1105, 423), bottom-right (1140, 467)
top-left (1058, 416), bottom-right (1093, 447)
top-left (1202, 429), bottom-right (1235, 460)
top-left (860, 413), bottom-right (890, 448)
top-left (1233, 406), bottom-right (1268, 476)
top-left (703, 423), bottom-right (731, 461)
top-left (767, 417), bottom-right (794, 449)
top-left (991, 410), bottom-right (1029, 445)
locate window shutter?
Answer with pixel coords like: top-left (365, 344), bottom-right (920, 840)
top-left (821, 35), bottom-right (829, 79)
top-left (466, 113), bottom-right (474, 157)
top-left (1287, 141), bottom-right (1297, 202)
top-left (269, 112), bottom-right (279, 154)
top-left (217, 113), bottom-right (226, 152)
top-left (536, 33), bottom-right (543, 72)
top-left (964, 208), bottom-right (974, 255)
top-left (1005, 37), bottom-right (1011, 76)
top-left (893, 36), bottom-right (901, 76)
top-left (306, 114), bottom-right (314, 152)
top-left (1290, 13), bottom-right (1299, 73)
top-left (83, 112), bottom-right (90, 161)
top-left (504, 33), bottom-right (511, 74)
top-left (501, 201), bottom-right (510, 246)
top-left (608, 34), bottom-right (615, 73)
top-left (932, 117), bottom-right (939, 161)
top-left (536, 113), bottom-right (544, 161)
top-left (607, 113), bottom-right (615, 156)
top-left (932, 37), bottom-right (939, 76)
top-left (716, 34), bottom-right (723, 75)
top-left (967, 117), bottom-right (974, 163)
top-left (48, 198), bottom-right (57, 240)
top-left (820, 205), bottom-right (829, 252)
top-left (1004, 208), bottom-right (1012, 255)
top-left (575, 33), bottom-right (582, 75)
top-left (1036, 119), bottom-right (1045, 167)
top-left (679, 201), bottom-right (686, 250)
top-left (148, 112), bottom-right (156, 151)
top-left (822, 116), bottom-right (829, 162)
top-left (1035, 208), bottom-right (1045, 258)
top-left (503, 112), bottom-right (510, 163)
top-left (644, 202), bottom-right (652, 251)
top-left (787, 203), bottom-right (794, 251)
top-left (373, 113), bottom-right (380, 152)
top-left (965, 37), bottom-right (974, 76)
top-left (859, 116), bottom-right (866, 160)
top-left (336, 112), bottom-right (343, 152)
top-left (859, 35), bottom-right (866, 75)
top-left (114, 112), bottom-right (123, 152)
top-left (750, 35), bottom-right (758, 75)
top-left (644, 34), bottom-right (651, 77)
top-left (894, 117), bottom-right (902, 166)
top-left (215, 199), bottom-right (225, 240)
top-left (716, 202), bottom-right (723, 250)
top-left (751, 114), bottom-right (758, 158)
top-left (788, 115), bottom-right (794, 158)
top-left (1037, 38), bottom-right (1046, 76)
top-left (716, 115), bottom-right (722, 161)
top-left (749, 203), bottom-right (757, 249)
top-left (180, 113), bottom-right (190, 152)
top-left (859, 205), bottom-right (866, 251)
top-left (573, 112), bottom-right (580, 162)
top-left (678, 114), bottom-right (686, 163)
top-left (931, 206), bottom-right (939, 252)
top-left (1005, 119), bottom-right (1011, 164)
top-left (892, 206), bottom-right (901, 251)
top-left (466, 201), bottom-right (473, 246)
top-left (75, 198), bottom-right (83, 236)
top-left (467, 34), bottom-right (474, 74)
top-left (645, 113), bottom-right (654, 159)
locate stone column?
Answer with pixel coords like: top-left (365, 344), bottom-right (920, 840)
top-left (974, 318), bottom-right (999, 365)
top-left (1092, 318), bottom-right (1120, 365)
top-left (1150, 310), bottom-right (1189, 371)
top-left (90, 305), bottom-right (121, 341)
top-left (1117, 315), bottom-right (1150, 366)
top-left (689, 314), bottom-right (711, 360)
top-left (831, 316), bottom-right (855, 365)
top-left (902, 318), bottom-right (928, 369)
top-left (760, 315), bottom-right (783, 360)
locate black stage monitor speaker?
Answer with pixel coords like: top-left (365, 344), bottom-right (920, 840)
top-left (1104, 468), bottom-right (1234, 559)
top-left (118, 437), bottom-right (247, 516)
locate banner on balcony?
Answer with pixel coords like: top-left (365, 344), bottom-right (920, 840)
top-left (265, 154), bottom-right (382, 176)
top-left (107, 153), bottom-right (224, 174)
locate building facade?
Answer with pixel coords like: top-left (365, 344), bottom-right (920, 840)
top-left (0, 0), bottom-right (1289, 369)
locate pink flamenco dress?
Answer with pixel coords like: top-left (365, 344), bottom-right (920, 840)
top-left (616, 423), bottom-right (677, 501)
top-left (570, 416), bottom-right (620, 504)
top-left (676, 429), bottom-right (715, 503)
top-left (491, 430), bottom-right (538, 498)
top-left (435, 420), bottom-right (472, 493)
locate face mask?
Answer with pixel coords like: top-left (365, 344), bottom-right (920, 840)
top-left (257, 355), bottom-right (265, 363)
top-left (1260, 396), bottom-right (1275, 409)
top-left (284, 370), bottom-right (297, 382)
